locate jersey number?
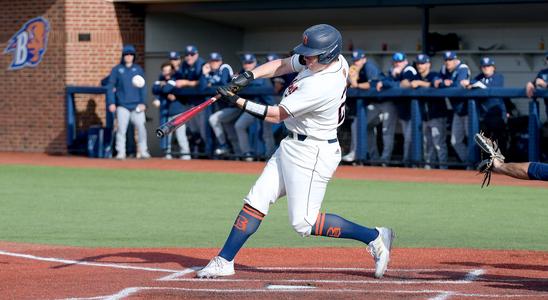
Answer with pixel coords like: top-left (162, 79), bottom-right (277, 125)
top-left (338, 87), bottom-right (347, 126)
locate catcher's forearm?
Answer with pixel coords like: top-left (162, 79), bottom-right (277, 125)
top-left (493, 162), bottom-right (530, 180)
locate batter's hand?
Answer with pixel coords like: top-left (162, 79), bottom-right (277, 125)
top-left (217, 86), bottom-right (240, 105)
top-left (228, 71), bottom-right (254, 93)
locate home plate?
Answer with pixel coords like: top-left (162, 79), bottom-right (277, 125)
top-left (266, 285), bottom-right (316, 290)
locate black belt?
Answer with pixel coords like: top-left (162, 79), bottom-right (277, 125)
top-left (287, 132), bottom-right (338, 144)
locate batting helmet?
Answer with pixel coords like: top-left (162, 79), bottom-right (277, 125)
top-left (293, 24), bottom-right (342, 65)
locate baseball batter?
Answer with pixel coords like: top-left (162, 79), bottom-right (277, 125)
top-left (197, 24), bottom-right (394, 279)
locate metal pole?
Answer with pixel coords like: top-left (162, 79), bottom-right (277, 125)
top-left (422, 6), bottom-right (430, 54)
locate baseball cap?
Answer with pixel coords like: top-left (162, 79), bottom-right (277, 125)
top-left (480, 57), bottom-right (495, 67)
top-left (416, 54), bottom-right (431, 64)
top-left (392, 52), bottom-right (406, 62)
top-left (443, 51), bottom-right (457, 60)
top-left (241, 53), bottom-right (257, 64)
top-left (352, 49), bottom-right (366, 61)
top-left (168, 51), bottom-right (180, 60)
top-left (266, 53), bottom-right (280, 61)
top-left (209, 52), bottom-right (222, 61)
top-left (184, 45), bottom-right (198, 56)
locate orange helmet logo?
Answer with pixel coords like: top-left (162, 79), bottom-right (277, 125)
top-left (303, 34), bottom-right (309, 45)
top-left (4, 17), bottom-right (50, 70)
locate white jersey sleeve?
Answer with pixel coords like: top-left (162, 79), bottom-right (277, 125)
top-left (290, 54), bottom-right (306, 73)
top-left (279, 79), bottom-right (326, 118)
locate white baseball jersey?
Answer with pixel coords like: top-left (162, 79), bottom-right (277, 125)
top-left (279, 54), bottom-right (349, 140)
top-left (244, 54), bottom-right (348, 238)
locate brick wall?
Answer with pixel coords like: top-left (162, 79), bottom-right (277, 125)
top-left (0, 0), bottom-right (144, 153)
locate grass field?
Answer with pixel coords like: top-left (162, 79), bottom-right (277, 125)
top-left (1, 164), bottom-right (547, 250)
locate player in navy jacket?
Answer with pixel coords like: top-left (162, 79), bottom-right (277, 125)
top-left (107, 44), bottom-right (149, 160)
top-left (234, 53), bottom-right (275, 161)
top-left (526, 51), bottom-right (548, 119)
top-left (434, 51), bottom-right (471, 163)
top-left (378, 52), bottom-right (417, 163)
top-left (408, 54), bottom-right (449, 169)
top-left (176, 45), bottom-right (207, 153)
top-left (200, 52), bottom-right (240, 156)
top-left (463, 57), bottom-right (507, 152)
top-left (342, 49), bottom-right (381, 163)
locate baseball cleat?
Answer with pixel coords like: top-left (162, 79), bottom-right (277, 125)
top-left (367, 227), bottom-right (395, 279)
top-left (196, 256), bottom-right (235, 278)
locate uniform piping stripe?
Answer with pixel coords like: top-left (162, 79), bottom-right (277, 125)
top-left (305, 147), bottom-right (320, 229)
top-left (279, 104), bottom-right (294, 118)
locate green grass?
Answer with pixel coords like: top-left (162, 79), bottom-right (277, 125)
top-left (0, 164), bottom-right (547, 250)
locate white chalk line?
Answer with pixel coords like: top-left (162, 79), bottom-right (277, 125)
top-left (59, 286), bottom-right (548, 300)
top-left (428, 269), bottom-right (484, 300)
top-left (0, 249), bottom-right (185, 274)
top-left (166, 277), bottom-right (492, 284)
top-left (3, 249), bottom-right (545, 300)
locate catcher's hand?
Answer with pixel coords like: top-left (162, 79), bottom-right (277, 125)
top-left (228, 71), bottom-right (254, 93)
top-left (474, 132), bottom-right (505, 188)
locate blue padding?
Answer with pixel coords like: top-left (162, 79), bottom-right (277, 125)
top-left (528, 99), bottom-right (540, 162)
top-left (355, 99), bottom-right (367, 161)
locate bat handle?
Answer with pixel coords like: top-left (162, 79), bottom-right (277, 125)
top-left (156, 124), bottom-right (170, 138)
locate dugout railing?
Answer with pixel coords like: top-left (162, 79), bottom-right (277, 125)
top-left (66, 85), bottom-right (547, 165)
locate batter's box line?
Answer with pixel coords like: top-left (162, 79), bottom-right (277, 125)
top-left (59, 286), bottom-right (548, 300)
top-left (157, 266), bottom-right (482, 281)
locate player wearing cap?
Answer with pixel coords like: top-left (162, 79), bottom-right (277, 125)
top-left (152, 60), bottom-right (177, 158)
top-left (525, 51), bottom-right (548, 119)
top-left (377, 52), bottom-right (418, 163)
top-left (201, 52), bottom-right (239, 156)
top-left (168, 51), bottom-right (182, 74)
top-left (175, 45), bottom-right (207, 154)
top-left (342, 49), bottom-right (381, 162)
top-left (435, 51), bottom-right (471, 164)
top-left (234, 53), bottom-right (276, 160)
top-left (196, 24), bottom-right (394, 280)
top-left (409, 54), bottom-right (449, 169)
top-left (463, 57), bottom-right (507, 151)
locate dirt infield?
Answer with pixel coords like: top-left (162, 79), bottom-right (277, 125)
top-left (0, 152), bottom-right (546, 188)
top-left (1, 242), bottom-right (547, 299)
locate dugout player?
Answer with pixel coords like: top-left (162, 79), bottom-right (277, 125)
top-left (463, 57), bottom-right (507, 152)
top-left (106, 44), bottom-right (150, 160)
top-left (342, 49), bottom-right (381, 163)
top-left (376, 52), bottom-right (417, 163)
top-left (409, 54), bottom-right (449, 169)
top-left (176, 45), bottom-right (207, 154)
top-left (200, 52), bottom-right (239, 156)
top-left (234, 53), bottom-right (276, 161)
top-left (435, 51), bottom-right (471, 164)
top-left (151, 61), bottom-right (177, 158)
top-left (197, 24), bottom-right (394, 280)
top-left (525, 51), bottom-right (548, 119)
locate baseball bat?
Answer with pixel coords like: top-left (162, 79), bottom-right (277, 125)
top-left (156, 95), bottom-right (220, 138)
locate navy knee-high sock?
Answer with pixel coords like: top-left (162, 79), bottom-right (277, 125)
top-left (218, 204), bottom-right (264, 261)
top-left (311, 213), bottom-right (379, 244)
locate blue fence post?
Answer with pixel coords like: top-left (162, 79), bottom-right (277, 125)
top-left (355, 98), bottom-right (367, 162)
top-left (204, 104), bottom-right (214, 156)
top-left (66, 90), bottom-right (76, 147)
top-left (410, 98), bottom-right (423, 164)
top-left (467, 99), bottom-right (480, 166)
top-left (528, 99), bottom-right (540, 162)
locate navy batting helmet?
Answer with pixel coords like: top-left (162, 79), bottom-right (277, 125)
top-left (293, 24), bottom-right (342, 65)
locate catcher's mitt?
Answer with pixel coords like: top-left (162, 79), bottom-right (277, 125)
top-left (474, 132), bottom-right (505, 188)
